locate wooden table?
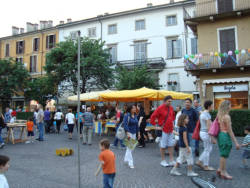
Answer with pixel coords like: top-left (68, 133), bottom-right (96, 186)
top-left (6, 123), bottom-right (27, 144)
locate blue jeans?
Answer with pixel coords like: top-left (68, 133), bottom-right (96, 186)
top-left (188, 132), bottom-right (196, 155)
top-left (103, 173), bottom-right (115, 188)
top-left (38, 122), bottom-right (44, 140)
top-left (0, 127), bottom-right (4, 144)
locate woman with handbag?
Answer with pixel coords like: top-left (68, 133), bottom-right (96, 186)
top-left (124, 105), bottom-right (139, 169)
top-left (0, 112), bottom-right (5, 149)
top-left (196, 100), bottom-right (215, 171)
top-left (216, 100), bottom-right (240, 180)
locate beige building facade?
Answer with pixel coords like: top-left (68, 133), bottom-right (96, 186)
top-left (185, 0), bottom-right (250, 109)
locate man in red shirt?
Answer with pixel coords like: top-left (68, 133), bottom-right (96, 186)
top-left (151, 95), bottom-right (176, 167)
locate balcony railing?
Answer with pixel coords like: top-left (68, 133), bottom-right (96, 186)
top-left (187, 0), bottom-right (250, 19)
top-left (116, 57), bottom-right (166, 70)
top-left (184, 50), bottom-right (250, 71)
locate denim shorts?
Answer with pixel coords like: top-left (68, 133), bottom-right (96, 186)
top-left (27, 131), bottom-right (34, 136)
top-left (160, 132), bottom-right (175, 148)
top-left (242, 150), bottom-right (250, 159)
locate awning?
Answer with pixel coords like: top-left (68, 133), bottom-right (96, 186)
top-left (203, 77), bottom-right (250, 84)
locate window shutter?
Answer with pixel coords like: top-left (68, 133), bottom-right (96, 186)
top-left (30, 56), bottom-right (32, 72)
top-left (23, 41), bottom-right (25, 53)
top-left (34, 56), bottom-right (37, 72)
top-left (16, 42), bottom-right (18, 54)
top-left (37, 38), bottom-right (40, 51)
top-left (176, 39), bottom-right (182, 57)
top-left (167, 40), bottom-right (173, 59)
top-left (46, 36), bottom-right (49, 49)
top-left (191, 38), bottom-right (197, 55)
top-left (53, 35), bottom-right (56, 48)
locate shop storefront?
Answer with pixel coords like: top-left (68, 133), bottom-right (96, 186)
top-left (201, 78), bottom-right (250, 110)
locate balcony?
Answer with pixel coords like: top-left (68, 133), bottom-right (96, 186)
top-left (185, 0), bottom-right (250, 23)
top-left (116, 57), bottom-right (166, 71)
top-left (184, 50), bottom-right (250, 72)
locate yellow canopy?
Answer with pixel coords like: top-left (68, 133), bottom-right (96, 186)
top-left (67, 90), bottom-right (111, 102)
top-left (99, 87), bottom-right (193, 102)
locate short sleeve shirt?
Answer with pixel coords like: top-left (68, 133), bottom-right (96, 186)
top-left (99, 149), bottom-right (116, 174)
top-left (82, 112), bottom-right (94, 126)
top-left (0, 174), bottom-right (9, 188)
top-left (26, 121), bottom-right (34, 132)
top-left (243, 135), bottom-right (250, 151)
top-left (200, 111), bottom-right (211, 132)
top-left (75, 112), bottom-right (83, 123)
top-left (55, 112), bottom-right (63, 120)
top-left (37, 109), bottom-right (44, 123)
top-left (66, 113), bottom-right (75, 124)
top-left (179, 126), bottom-right (189, 148)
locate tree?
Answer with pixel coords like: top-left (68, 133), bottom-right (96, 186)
top-left (115, 65), bottom-right (160, 90)
top-left (24, 77), bottom-right (57, 106)
top-left (44, 37), bottom-right (114, 96)
top-left (0, 59), bottom-right (30, 106)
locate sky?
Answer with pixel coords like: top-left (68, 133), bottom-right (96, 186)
top-left (0, 0), bottom-right (179, 38)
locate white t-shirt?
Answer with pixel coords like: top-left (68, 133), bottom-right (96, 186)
top-left (55, 112), bottom-right (63, 120)
top-left (66, 113), bottom-right (75, 124)
top-left (0, 174), bottom-right (9, 188)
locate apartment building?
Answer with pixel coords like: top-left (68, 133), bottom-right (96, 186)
top-left (185, 0), bottom-right (250, 109)
top-left (58, 0), bottom-right (197, 97)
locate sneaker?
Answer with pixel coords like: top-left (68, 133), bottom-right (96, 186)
top-left (129, 165), bottom-right (135, 169)
top-left (169, 161), bottom-right (176, 166)
top-left (155, 137), bottom-right (161, 143)
top-left (160, 160), bottom-right (169, 167)
top-left (25, 141), bottom-right (31, 144)
top-left (170, 168), bottom-right (182, 176)
top-left (0, 143), bottom-right (5, 149)
top-left (187, 171), bottom-right (198, 177)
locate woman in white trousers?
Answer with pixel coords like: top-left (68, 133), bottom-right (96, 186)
top-left (123, 105), bottom-right (139, 169)
top-left (196, 100), bottom-right (216, 171)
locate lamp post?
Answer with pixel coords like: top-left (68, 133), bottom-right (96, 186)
top-left (77, 30), bottom-right (81, 188)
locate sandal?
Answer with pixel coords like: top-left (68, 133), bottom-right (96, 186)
top-left (220, 174), bottom-right (233, 180)
top-left (204, 166), bottom-right (215, 171)
top-left (195, 162), bottom-right (204, 169)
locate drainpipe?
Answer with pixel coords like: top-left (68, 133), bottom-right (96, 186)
top-left (183, 7), bottom-right (188, 55)
top-left (41, 31), bottom-right (44, 76)
top-left (97, 15), bottom-right (103, 42)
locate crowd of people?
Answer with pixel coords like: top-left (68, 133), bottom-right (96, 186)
top-left (0, 96), bottom-right (250, 188)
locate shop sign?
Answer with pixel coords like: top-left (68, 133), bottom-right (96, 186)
top-left (213, 84), bottom-right (248, 93)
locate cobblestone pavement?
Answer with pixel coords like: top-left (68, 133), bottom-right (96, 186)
top-left (0, 129), bottom-right (249, 188)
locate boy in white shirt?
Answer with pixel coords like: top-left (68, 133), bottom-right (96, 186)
top-left (0, 155), bottom-right (10, 188)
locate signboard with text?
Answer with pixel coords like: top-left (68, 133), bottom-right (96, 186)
top-left (213, 84), bottom-right (248, 93)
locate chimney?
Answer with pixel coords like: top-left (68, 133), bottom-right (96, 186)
top-left (12, 26), bottom-right (19, 35)
top-left (20, 28), bottom-right (24, 34)
top-left (40, 21), bottom-right (46, 29)
top-left (34, 24), bottom-right (38, 30)
top-left (26, 22), bottom-right (34, 32)
top-left (147, 3), bottom-right (153, 7)
top-left (48, 20), bottom-right (53, 27)
top-left (67, 18), bottom-right (72, 23)
top-left (59, 20), bottom-right (64, 24)
top-left (170, 0), bottom-right (174, 3)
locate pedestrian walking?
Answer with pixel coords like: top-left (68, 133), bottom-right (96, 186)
top-left (0, 113), bottom-right (5, 149)
top-left (36, 105), bottom-right (44, 141)
top-left (65, 109), bottom-right (75, 139)
top-left (44, 108), bottom-right (51, 133)
top-left (111, 106), bottom-right (126, 149)
top-left (0, 155), bottom-right (10, 188)
top-left (241, 126), bottom-right (250, 168)
top-left (196, 100), bottom-right (215, 171)
top-left (170, 114), bottom-right (198, 177)
top-left (150, 96), bottom-right (176, 167)
top-left (182, 98), bottom-right (199, 156)
top-left (95, 139), bottom-right (116, 188)
top-left (82, 107), bottom-right (94, 145)
top-left (54, 109), bottom-right (64, 133)
top-left (124, 105), bottom-right (139, 169)
top-left (216, 100), bottom-right (240, 180)
top-left (75, 109), bottom-right (84, 138)
top-left (137, 104), bottom-right (147, 148)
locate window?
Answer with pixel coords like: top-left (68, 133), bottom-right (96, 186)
top-left (33, 38), bottom-right (40, 52)
top-left (88, 27), bottom-right (96, 37)
top-left (30, 55), bottom-right (37, 73)
top-left (191, 38), bottom-right (197, 55)
top-left (134, 41), bottom-right (147, 62)
top-left (168, 73), bottom-right (179, 91)
top-left (166, 15), bottom-right (177, 26)
top-left (167, 38), bottom-right (182, 59)
top-left (46, 35), bottom-right (56, 49)
top-left (135, 20), bottom-right (145, 31)
top-left (5, 44), bottom-right (9, 57)
top-left (108, 24), bottom-right (117, 35)
top-left (16, 57), bottom-right (23, 64)
top-left (108, 45), bottom-right (117, 64)
top-left (16, 41), bottom-right (25, 54)
top-left (217, 0), bottom-right (233, 14)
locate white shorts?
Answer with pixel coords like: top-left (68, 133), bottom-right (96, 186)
top-left (160, 132), bottom-right (175, 148)
top-left (177, 147), bottom-right (193, 165)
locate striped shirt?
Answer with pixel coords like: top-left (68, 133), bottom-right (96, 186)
top-left (243, 134), bottom-right (250, 151)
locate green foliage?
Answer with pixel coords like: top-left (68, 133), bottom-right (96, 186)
top-left (44, 37), bottom-right (114, 95)
top-left (0, 59), bottom-right (30, 101)
top-left (210, 110), bottom-right (250, 136)
top-left (24, 77), bottom-right (56, 106)
top-left (16, 112), bottom-right (33, 120)
top-left (115, 65), bottom-right (159, 90)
